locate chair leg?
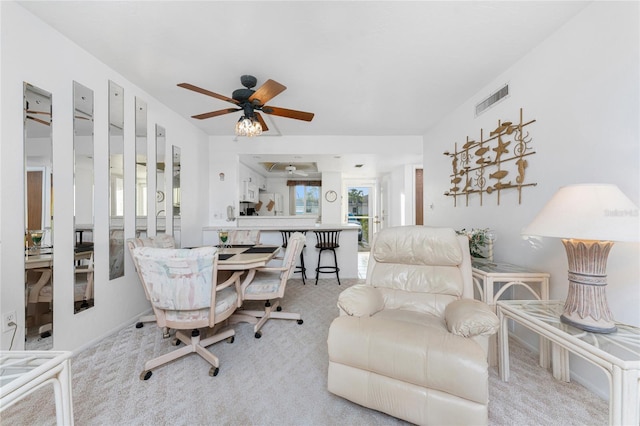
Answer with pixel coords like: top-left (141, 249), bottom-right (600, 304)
top-left (144, 332), bottom-right (195, 371)
top-left (332, 248), bottom-right (341, 285)
top-left (299, 252), bottom-right (306, 285)
top-left (315, 248), bottom-right (340, 285)
top-left (315, 250), bottom-right (322, 285)
top-left (142, 327), bottom-right (234, 377)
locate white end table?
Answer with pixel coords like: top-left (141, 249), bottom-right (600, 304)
top-left (472, 258), bottom-right (550, 366)
top-left (0, 350), bottom-right (74, 425)
top-left (497, 300), bottom-right (640, 426)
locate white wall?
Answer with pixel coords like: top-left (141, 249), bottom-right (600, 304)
top-left (1, 2), bottom-right (209, 351)
top-left (423, 2), bottom-right (639, 398)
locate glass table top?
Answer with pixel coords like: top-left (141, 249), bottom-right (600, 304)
top-left (0, 351), bottom-right (72, 394)
top-left (499, 300), bottom-right (640, 363)
top-left (471, 257), bottom-right (547, 275)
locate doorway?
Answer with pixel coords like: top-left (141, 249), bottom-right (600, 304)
top-left (346, 182), bottom-right (377, 252)
top-left (415, 168), bottom-right (423, 225)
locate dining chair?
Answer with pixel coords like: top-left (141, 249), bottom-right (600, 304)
top-left (239, 232), bottom-right (306, 338)
top-left (126, 235), bottom-right (176, 336)
top-left (130, 246), bottom-right (243, 379)
top-left (25, 267), bottom-right (53, 337)
top-left (313, 229), bottom-right (342, 285)
top-left (228, 229), bottom-right (261, 245)
top-left (280, 230), bottom-right (307, 284)
top-left (74, 251), bottom-right (94, 310)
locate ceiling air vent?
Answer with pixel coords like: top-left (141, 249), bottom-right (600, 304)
top-left (475, 84), bottom-right (509, 116)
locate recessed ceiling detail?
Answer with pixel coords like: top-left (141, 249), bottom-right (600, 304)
top-left (261, 162), bottom-right (318, 174)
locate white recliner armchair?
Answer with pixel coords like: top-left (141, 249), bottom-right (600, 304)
top-left (327, 226), bottom-right (499, 425)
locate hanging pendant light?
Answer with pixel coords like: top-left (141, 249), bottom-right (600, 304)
top-left (235, 115), bottom-right (262, 137)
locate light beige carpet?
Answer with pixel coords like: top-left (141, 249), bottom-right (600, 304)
top-left (2, 278), bottom-right (608, 425)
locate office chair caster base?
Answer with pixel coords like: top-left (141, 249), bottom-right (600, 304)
top-left (254, 331), bottom-right (262, 339)
top-left (276, 306), bottom-right (282, 312)
top-left (140, 370), bottom-right (152, 380)
top-left (297, 319), bottom-right (304, 325)
top-left (172, 338), bottom-right (181, 346)
top-left (135, 322), bottom-right (144, 329)
top-left (209, 367), bottom-right (219, 377)
top-left (227, 336), bottom-right (235, 344)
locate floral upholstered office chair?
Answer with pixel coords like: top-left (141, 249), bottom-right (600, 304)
top-left (127, 235), bottom-right (176, 336)
top-left (228, 229), bottom-right (261, 245)
top-left (239, 232), bottom-right (305, 338)
top-left (130, 246), bottom-right (243, 379)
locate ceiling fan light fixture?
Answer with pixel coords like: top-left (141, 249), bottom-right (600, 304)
top-left (235, 116), bottom-right (262, 137)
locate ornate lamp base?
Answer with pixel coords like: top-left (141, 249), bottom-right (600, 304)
top-left (560, 239), bottom-right (617, 334)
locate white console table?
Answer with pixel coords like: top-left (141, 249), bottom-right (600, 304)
top-left (497, 300), bottom-right (640, 426)
top-left (0, 350), bottom-right (74, 425)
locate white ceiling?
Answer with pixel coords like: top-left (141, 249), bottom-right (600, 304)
top-left (18, 0), bottom-right (589, 176)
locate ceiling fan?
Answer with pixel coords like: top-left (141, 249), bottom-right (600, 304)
top-left (177, 75), bottom-right (314, 133)
top-left (25, 109), bottom-right (51, 126)
top-left (285, 165), bottom-right (308, 177)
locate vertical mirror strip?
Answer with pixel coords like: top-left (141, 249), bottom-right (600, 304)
top-left (109, 81), bottom-right (125, 280)
top-left (24, 82), bottom-right (54, 349)
top-left (135, 98), bottom-right (148, 238)
top-left (73, 82), bottom-right (95, 313)
top-left (172, 146), bottom-right (181, 247)
top-left (155, 125), bottom-right (166, 234)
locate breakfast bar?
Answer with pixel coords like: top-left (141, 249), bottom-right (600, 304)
top-left (203, 216), bottom-right (360, 279)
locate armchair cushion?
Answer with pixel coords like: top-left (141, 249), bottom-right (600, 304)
top-left (445, 299), bottom-right (499, 337)
top-left (337, 284), bottom-right (384, 317)
top-left (243, 270), bottom-right (281, 295)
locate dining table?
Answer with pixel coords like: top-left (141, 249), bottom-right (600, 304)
top-left (214, 244), bottom-right (281, 327)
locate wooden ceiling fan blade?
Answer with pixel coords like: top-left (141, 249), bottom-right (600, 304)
top-left (26, 110), bottom-right (51, 116)
top-left (192, 108), bottom-right (241, 120)
top-left (249, 79), bottom-right (286, 106)
top-left (262, 106), bottom-right (314, 122)
top-left (254, 112), bottom-right (269, 132)
top-left (177, 83), bottom-right (239, 105)
top-left (27, 115), bottom-right (50, 126)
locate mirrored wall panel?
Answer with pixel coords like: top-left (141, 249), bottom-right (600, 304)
top-left (155, 125), bottom-right (166, 234)
top-left (172, 146), bottom-right (181, 247)
top-left (73, 82), bottom-right (95, 313)
top-left (135, 98), bottom-right (148, 238)
top-left (24, 82), bottom-right (54, 349)
top-left (109, 81), bottom-right (125, 280)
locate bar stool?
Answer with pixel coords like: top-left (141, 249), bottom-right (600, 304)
top-left (313, 230), bottom-right (341, 285)
top-left (280, 230), bottom-right (307, 284)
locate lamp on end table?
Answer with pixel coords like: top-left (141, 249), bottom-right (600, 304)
top-left (522, 184), bottom-right (639, 333)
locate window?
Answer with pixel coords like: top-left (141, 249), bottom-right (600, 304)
top-left (287, 180), bottom-right (321, 215)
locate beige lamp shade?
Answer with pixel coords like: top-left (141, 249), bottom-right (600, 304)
top-left (522, 184), bottom-right (639, 242)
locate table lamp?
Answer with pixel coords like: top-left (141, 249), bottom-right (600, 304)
top-left (522, 184), bottom-right (639, 333)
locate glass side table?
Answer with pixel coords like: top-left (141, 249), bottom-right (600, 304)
top-left (471, 258), bottom-right (550, 366)
top-left (0, 350), bottom-right (74, 425)
top-left (497, 300), bottom-right (640, 426)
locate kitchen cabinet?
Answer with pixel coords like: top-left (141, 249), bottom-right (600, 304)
top-left (239, 163), bottom-right (266, 202)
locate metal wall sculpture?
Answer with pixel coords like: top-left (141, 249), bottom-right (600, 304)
top-left (444, 108), bottom-right (536, 206)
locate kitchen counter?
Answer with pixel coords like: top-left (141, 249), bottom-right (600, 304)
top-left (202, 222), bottom-right (361, 279)
top-left (234, 215), bottom-right (318, 228)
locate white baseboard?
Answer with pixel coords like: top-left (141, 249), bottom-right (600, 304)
top-left (72, 308), bottom-right (153, 355)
